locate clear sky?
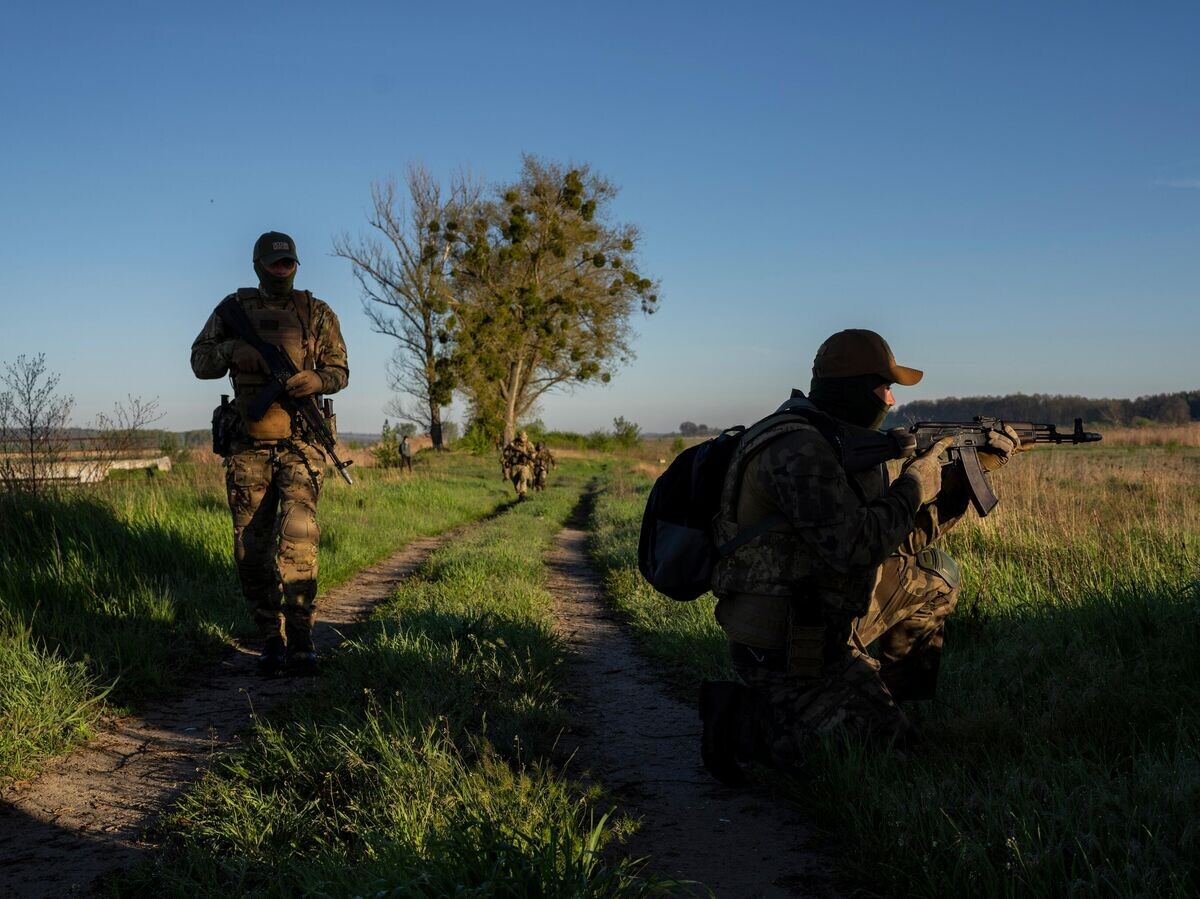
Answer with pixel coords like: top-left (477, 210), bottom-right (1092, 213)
top-left (1, 1), bottom-right (1196, 434)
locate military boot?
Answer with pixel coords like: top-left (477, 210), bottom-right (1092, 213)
top-left (285, 626), bottom-right (319, 675)
top-left (699, 680), bottom-right (749, 787)
top-left (257, 635), bottom-right (287, 677)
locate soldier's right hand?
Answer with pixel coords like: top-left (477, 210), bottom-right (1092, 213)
top-left (230, 342), bottom-right (268, 374)
top-left (902, 436), bottom-right (954, 505)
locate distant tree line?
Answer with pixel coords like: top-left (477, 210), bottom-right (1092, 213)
top-left (678, 421), bottom-right (718, 436)
top-left (886, 390), bottom-right (1200, 427)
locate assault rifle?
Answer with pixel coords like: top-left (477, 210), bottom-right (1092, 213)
top-left (216, 297), bottom-right (354, 485)
top-left (841, 417), bottom-right (1101, 517)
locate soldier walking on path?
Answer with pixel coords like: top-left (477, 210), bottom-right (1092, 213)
top-left (502, 431), bottom-right (536, 500)
top-left (533, 441), bottom-right (556, 491)
top-left (398, 433), bottom-right (414, 473)
top-left (191, 231), bottom-right (349, 676)
top-left (701, 329), bottom-right (1028, 784)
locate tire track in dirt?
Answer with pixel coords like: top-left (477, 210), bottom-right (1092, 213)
top-left (0, 512), bottom-right (504, 899)
top-left (547, 495), bottom-right (836, 898)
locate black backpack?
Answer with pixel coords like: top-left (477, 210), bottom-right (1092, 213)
top-left (638, 404), bottom-right (829, 602)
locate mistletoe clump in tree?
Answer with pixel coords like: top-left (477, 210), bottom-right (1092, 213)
top-left (452, 156), bottom-right (659, 442)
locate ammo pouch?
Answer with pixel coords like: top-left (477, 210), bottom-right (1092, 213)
top-left (915, 546), bottom-right (961, 590)
top-left (211, 394), bottom-right (240, 457)
top-left (784, 603), bottom-right (826, 679)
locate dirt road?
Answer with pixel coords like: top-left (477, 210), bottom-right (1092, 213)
top-left (0, 527), bottom-right (467, 898)
top-left (547, 498), bottom-right (836, 897)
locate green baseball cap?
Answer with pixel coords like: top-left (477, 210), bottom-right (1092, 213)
top-left (253, 231), bottom-right (300, 265)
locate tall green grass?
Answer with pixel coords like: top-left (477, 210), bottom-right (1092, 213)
top-left (0, 454), bottom-right (509, 780)
top-left (117, 461), bottom-right (674, 896)
top-left (589, 448), bottom-right (1200, 897)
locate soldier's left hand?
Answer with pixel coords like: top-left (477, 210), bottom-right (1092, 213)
top-left (979, 424), bottom-right (1027, 472)
top-left (285, 370), bottom-right (323, 399)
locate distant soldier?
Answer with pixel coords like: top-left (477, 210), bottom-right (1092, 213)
top-left (191, 231), bottom-right (348, 676)
top-left (398, 433), bottom-right (414, 473)
top-left (532, 441), bottom-right (556, 491)
top-left (502, 431), bottom-right (536, 500)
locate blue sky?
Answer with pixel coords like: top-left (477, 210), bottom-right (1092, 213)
top-left (1, 1), bottom-right (1196, 434)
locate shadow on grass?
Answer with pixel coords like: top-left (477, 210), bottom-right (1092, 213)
top-left (0, 490), bottom-right (241, 706)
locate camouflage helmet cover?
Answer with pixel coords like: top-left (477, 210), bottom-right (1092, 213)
top-left (812, 329), bottom-right (922, 386)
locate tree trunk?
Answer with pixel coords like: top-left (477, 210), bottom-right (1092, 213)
top-left (429, 402), bottom-right (444, 450)
top-left (502, 357), bottom-right (524, 444)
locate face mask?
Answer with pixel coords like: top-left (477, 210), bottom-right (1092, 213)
top-left (809, 374), bottom-right (891, 429)
top-left (255, 260), bottom-right (296, 297)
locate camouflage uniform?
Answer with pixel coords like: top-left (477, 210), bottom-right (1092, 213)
top-left (712, 390), bottom-right (970, 763)
top-left (502, 436), bottom-right (535, 499)
top-left (191, 287), bottom-right (348, 652)
top-left (532, 444), bottom-right (555, 491)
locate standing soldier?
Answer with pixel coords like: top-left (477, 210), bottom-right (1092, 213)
top-left (532, 441), bottom-right (556, 491)
top-left (398, 433), bottom-right (414, 473)
top-left (191, 231), bottom-right (349, 675)
top-left (502, 430), bottom-right (536, 500)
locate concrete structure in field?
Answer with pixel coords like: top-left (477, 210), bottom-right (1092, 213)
top-left (0, 455), bottom-right (172, 484)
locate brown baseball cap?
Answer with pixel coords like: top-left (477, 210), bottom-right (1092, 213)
top-left (812, 329), bottom-right (923, 386)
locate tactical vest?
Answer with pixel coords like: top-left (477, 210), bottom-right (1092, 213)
top-left (710, 406), bottom-right (887, 599)
top-left (229, 287), bottom-right (317, 441)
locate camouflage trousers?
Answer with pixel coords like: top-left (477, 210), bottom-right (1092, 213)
top-left (533, 465), bottom-right (548, 490)
top-left (732, 549), bottom-right (959, 765)
top-left (225, 440), bottom-right (325, 649)
top-left (510, 464), bottom-right (532, 498)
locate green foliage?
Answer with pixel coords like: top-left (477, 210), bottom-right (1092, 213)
top-left (451, 156), bottom-right (661, 439)
top-left (670, 437), bottom-right (685, 454)
top-left (610, 416), bottom-right (641, 449)
top-left (372, 420), bottom-right (403, 468)
top-left (0, 454), bottom-right (510, 779)
top-left (118, 462), bottom-right (674, 896)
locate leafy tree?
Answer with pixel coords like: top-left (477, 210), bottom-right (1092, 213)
top-left (334, 167), bottom-right (477, 449)
top-left (452, 156), bottom-right (659, 442)
top-left (611, 416), bottom-right (642, 449)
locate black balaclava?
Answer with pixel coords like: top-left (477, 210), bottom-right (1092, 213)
top-left (255, 259), bottom-right (297, 297)
top-left (809, 373), bottom-right (891, 429)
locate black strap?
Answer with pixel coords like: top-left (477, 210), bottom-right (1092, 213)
top-left (717, 512), bottom-right (788, 557)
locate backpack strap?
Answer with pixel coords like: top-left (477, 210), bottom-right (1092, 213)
top-left (717, 401), bottom-right (862, 556)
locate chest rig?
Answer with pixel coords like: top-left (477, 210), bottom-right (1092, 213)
top-left (230, 287), bottom-right (317, 441)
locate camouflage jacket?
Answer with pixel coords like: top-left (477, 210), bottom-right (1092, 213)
top-left (503, 439), bottom-right (535, 467)
top-left (191, 288), bottom-right (348, 441)
top-left (711, 392), bottom-right (969, 622)
top-left (191, 288), bottom-right (348, 391)
top-left (534, 447), bottom-right (556, 472)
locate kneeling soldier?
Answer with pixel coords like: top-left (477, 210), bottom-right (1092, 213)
top-left (191, 231), bottom-right (349, 675)
top-left (702, 329), bottom-right (1026, 783)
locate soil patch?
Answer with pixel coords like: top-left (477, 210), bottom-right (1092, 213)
top-left (547, 496), bottom-right (836, 898)
top-left (0, 524), bottom-right (477, 898)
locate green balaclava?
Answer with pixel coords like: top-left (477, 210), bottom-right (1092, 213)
top-left (809, 373), bottom-right (891, 430)
top-left (252, 231), bottom-right (299, 297)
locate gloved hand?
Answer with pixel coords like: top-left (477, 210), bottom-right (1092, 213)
top-left (229, 342), bottom-right (268, 374)
top-left (901, 436), bottom-right (954, 505)
top-left (978, 424), bottom-right (1026, 473)
top-left (285, 370), bottom-right (323, 398)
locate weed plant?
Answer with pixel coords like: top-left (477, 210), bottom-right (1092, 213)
top-left (589, 446), bottom-right (1200, 897)
top-left (118, 461), bottom-right (673, 896)
top-left (0, 453), bottom-right (509, 780)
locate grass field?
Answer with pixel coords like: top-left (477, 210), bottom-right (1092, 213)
top-left (0, 452), bottom-right (510, 780)
top-left (116, 458), bottom-right (673, 897)
top-left (589, 441), bottom-right (1200, 898)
